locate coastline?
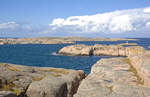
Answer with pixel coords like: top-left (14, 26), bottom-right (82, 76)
top-left (1, 38), bottom-right (150, 97)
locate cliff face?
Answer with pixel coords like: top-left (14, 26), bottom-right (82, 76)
top-left (59, 44), bottom-right (150, 97)
top-left (0, 63), bottom-right (85, 97)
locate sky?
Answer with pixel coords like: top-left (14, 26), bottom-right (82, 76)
top-left (0, 0), bottom-right (150, 38)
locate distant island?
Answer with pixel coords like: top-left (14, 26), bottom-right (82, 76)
top-left (0, 37), bottom-right (137, 45)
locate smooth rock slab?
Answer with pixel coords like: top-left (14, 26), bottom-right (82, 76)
top-left (74, 57), bottom-right (150, 97)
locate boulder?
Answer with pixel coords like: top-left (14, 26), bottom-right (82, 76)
top-left (26, 70), bottom-right (85, 97)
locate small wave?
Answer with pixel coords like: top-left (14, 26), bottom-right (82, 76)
top-left (51, 52), bottom-right (61, 56)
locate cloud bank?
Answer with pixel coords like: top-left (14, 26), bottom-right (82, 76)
top-left (1, 6), bottom-right (150, 37)
top-left (49, 7), bottom-right (150, 35)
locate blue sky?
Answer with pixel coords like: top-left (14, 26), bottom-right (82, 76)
top-left (0, 0), bottom-right (150, 37)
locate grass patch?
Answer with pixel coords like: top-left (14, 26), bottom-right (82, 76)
top-left (12, 89), bottom-right (23, 96)
top-left (8, 66), bottom-right (21, 72)
top-left (106, 85), bottom-right (113, 93)
top-left (51, 73), bottom-right (62, 77)
top-left (32, 76), bottom-right (45, 81)
top-left (124, 58), bottom-right (144, 85)
top-left (42, 68), bottom-right (70, 75)
top-left (0, 78), bottom-right (22, 96)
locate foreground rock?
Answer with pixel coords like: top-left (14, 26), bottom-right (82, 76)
top-left (0, 63), bottom-right (85, 97)
top-left (74, 57), bottom-right (150, 97)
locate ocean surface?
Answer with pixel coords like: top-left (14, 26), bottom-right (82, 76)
top-left (0, 38), bottom-right (150, 74)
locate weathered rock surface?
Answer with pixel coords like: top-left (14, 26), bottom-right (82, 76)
top-left (0, 91), bottom-right (17, 97)
top-left (0, 63), bottom-right (85, 97)
top-left (74, 57), bottom-right (150, 97)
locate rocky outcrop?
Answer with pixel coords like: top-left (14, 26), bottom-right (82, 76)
top-left (74, 57), bottom-right (150, 97)
top-left (59, 44), bottom-right (145, 56)
top-left (0, 63), bottom-right (85, 97)
top-left (58, 45), bottom-right (93, 56)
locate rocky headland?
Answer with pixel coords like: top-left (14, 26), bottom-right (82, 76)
top-left (0, 37), bottom-right (137, 45)
top-left (59, 44), bottom-right (150, 97)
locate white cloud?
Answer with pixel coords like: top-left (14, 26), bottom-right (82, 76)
top-left (49, 6), bottom-right (150, 34)
top-left (146, 22), bottom-right (150, 28)
top-left (0, 22), bottom-right (20, 30)
top-left (0, 21), bottom-right (32, 33)
top-left (143, 7), bottom-right (150, 13)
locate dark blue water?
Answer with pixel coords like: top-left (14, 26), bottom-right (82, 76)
top-left (0, 38), bottom-right (150, 74)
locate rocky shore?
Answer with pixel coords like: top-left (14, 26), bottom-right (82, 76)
top-left (0, 37), bottom-right (137, 45)
top-left (1, 43), bottom-right (150, 97)
top-left (59, 44), bottom-right (150, 97)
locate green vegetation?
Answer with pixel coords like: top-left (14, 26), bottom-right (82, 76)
top-left (51, 73), bottom-right (62, 77)
top-left (106, 85), bottom-right (113, 93)
top-left (0, 79), bottom-right (22, 96)
top-left (8, 66), bottom-right (21, 72)
top-left (32, 76), bottom-right (45, 81)
top-left (42, 68), bottom-right (70, 75)
top-left (124, 58), bottom-right (144, 85)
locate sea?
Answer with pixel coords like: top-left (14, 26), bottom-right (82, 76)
top-left (0, 38), bottom-right (150, 74)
